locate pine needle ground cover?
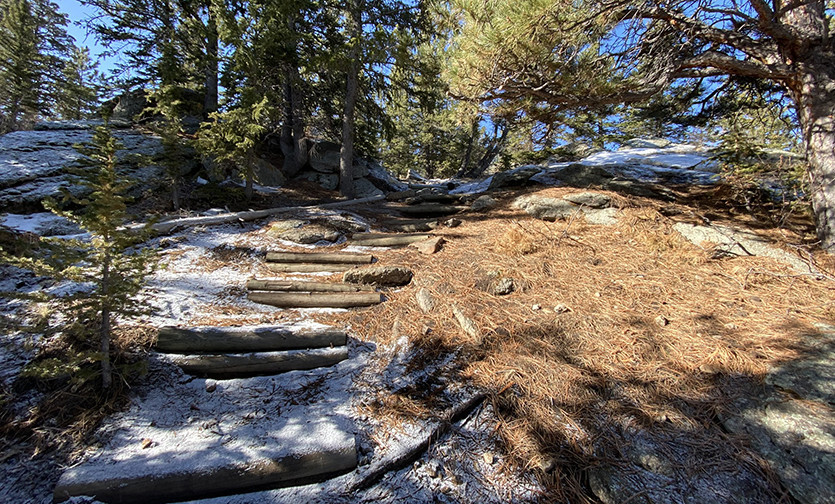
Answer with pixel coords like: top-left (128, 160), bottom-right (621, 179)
top-left (320, 185), bottom-right (835, 501)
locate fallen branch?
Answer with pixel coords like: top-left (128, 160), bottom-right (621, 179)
top-left (135, 195), bottom-right (386, 235)
top-left (348, 392), bottom-right (487, 492)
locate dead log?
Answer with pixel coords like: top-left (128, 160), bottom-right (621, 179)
top-left (248, 291), bottom-right (383, 308)
top-left (265, 263), bottom-right (358, 273)
top-left (169, 347), bottom-right (349, 377)
top-left (246, 279), bottom-right (375, 293)
top-left (156, 325), bottom-right (346, 353)
top-left (349, 233), bottom-right (431, 247)
top-left (265, 252), bottom-right (373, 264)
top-left (141, 195), bottom-right (386, 235)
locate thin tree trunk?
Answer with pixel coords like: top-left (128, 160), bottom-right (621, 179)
top-left (469, 125), bottom-right (508, 178)
top-left (245, 152), bottom-right (254, 200)
top-left (281, 72), bottom-right (297, 176)
top-left (340, 0), bottom-right (361, 199)
top-left (100, 255), bottom-right (112, 390)
top-left (456, 119), bottom-right (479, 178)
top-left (204, 9), bottom-right (219, 117)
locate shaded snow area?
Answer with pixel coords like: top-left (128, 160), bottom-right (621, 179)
top-left (451, 143), bottom-right (719, 194)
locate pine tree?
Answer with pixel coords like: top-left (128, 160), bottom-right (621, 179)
top-left (1, 122), bottom-right (156, 390)
top-left (55, 45), bottom-right (101, 120)
top-left (0, 0), bottom-right (72, 131)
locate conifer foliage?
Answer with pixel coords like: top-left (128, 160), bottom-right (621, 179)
top-left (2, 123), bottom-right (156, 390)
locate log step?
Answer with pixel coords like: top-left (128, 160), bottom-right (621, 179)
top-left (266, 263), bottom-right (359, 273)
top-left (156, 324), bottom-right (347, 353)
top-left (168, 346), bottom-right (349, 378)
top-left (53, 417), bottom-right (357, 504)
top-left (246, 279), bottom-right (376, 293)
top-left (265, 252), bottom-right (374, 264)
top-left (248, 291), bottom-right (383, 308)
top-left (349, 233), bottom-right (432, 247)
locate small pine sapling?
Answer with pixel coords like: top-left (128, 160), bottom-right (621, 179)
top-left (1, 121), bottom-right (156, 390)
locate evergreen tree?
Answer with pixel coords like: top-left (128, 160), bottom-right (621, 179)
top-left (0, 0), bottom-right (73, 131)
top-left (447, 0), bottom-right (835, 250)
top-left (55, 45), bottom-right (102, 120)
top-left (1, 122), bottom-right (156, 390)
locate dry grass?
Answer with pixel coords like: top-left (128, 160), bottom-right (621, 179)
top-left (318, 186), bottom-right (834, 500)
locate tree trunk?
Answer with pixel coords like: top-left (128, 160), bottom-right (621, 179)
top-left (100, 256), bottom-right (112, 390)
top-left (456, 119), bottom-right (479, 178)
top-left (281, 67), bottom-right (297, 176)
top-left (786, 3), bottom-right (835, 252)
top-left (203, 9), bottom-right (219, 117)
top-left (245, 153), bottom-right (254, 200)
top-left (340, 1), bottom-right (361, 199)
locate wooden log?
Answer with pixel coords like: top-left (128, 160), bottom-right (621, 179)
top-left (265, 251), bottom-right (373, 264)
top-left (349, 233), bottom-right (431, 247)
top-left (156, 325), bottom-right (347, 353)
top-left (382, 219), bottom-right (439, 233)
top-left (246, 279), bottom-right (376, 293)
top-left (248, 291), bottom-right (383, 308)
top-left (54, 418), bottom-right (357, 504)
top-left (397, 204), bottom-right (466, 218)
top-left (138, 195), bottom-right (386, 235)
top-left (170, 347), bottom-right (349, 377)
top-left (265, 263), bottom-right (358, 273)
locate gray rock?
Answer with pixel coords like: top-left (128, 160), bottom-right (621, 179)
top-left (513, 195), bottom-right (577, 221)
top-left (253, 158), bottom-right (286, 187)
top-left (308, 140), bottom-right (342, 173)
top-left (366, 161), bottom-right (408, 192)
top-left (721, 381), bottom-right (835, 504)
top-left (602, 179), bottom-right (675, 201)
top-left (623, 138), bottom-right (673, 149)
top-left (488, 165), bottom-right (542, 190)
top-left (471, 195), bottom-right (499, 212)
top-left (589, 428), bottom-right (777, 504)
top-left (672, 222), bottom-right (813, 274)
top-left (766, 324), bottom-right (834, 405)
top-left (111, 89), bottom-right (149, 122)
top-left (272, 222), bottom-right (341, 244)
top-left (353, 177), bottom-right (385, 199)
top-left (299, 171), bottom-right (339, 191)
top-left (0, 128), bottom-right (166, 211)
top-left (554, 164), bottom-right (614, 186)
top-left (416, 288), bottom-right (436, 313)
top-left (563, 192), bottom-right (611, 208)
top-left (344, 266), bottom-right (413, 287)
top-left (491, 277), bottom-right (514, 296)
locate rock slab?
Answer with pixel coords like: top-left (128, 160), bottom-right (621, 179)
top-left (343, 266), bottom-right (413, 287)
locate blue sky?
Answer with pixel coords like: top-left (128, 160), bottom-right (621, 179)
top-left (58, 0), bottom-right (115, 68)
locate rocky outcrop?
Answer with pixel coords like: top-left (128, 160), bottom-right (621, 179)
top-left (488, 165), bottom-right (542, 190)
top-left (294, 140), bottom-right (405, 197)
top-left (720, 325), bottom-right (835, 504)
top-left (0, 121), bottom-right (167, 212)
top-left (513, 191), bottom-right (618, 225)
